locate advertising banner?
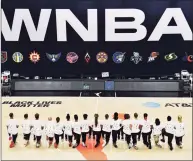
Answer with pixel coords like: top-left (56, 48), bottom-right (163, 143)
top-left (1, 0), bottom-right (193, 77)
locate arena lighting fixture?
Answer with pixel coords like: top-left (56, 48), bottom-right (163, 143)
top-left (25, 77), bottom-right (29, 79)
top-left (46, 77), bottom-right (53, 80)
top-left (94, 77), bottom-right (98, 80)
top-left (34, 76), bottom-right (40, 80)
top-left (149, 77), bottom-right (155, 80)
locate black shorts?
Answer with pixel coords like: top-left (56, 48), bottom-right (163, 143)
top-left (24, 133), bottom-right (31, 140)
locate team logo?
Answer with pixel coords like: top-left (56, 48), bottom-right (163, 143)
top-left (46, 53), bottom-right (61, 62)
top-left (112, 52), bottom-right (125, 64)
top-left (29, 51), bottom-right (40, 63)
top-left (130, 52), bottom-right (142, 64)
top-left (164, 53), bottom-right (178, 61)
top-left (85, 53), bottom-right (91, 63)
top-left (147, 52), bottom-right (159, 63)
top-left (66, 52), bottom-right (78, 63)
top-left (12, 52), bottom-right (23, 63)
top-left (182, 52), bottom-right (193, 63)
top-left (96, 52), bottom-right (108, 63)
top-left (1, 51), bottom-right (8, 63)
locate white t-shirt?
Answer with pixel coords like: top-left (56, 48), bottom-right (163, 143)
top-left (22, 120), bottom-right (32, 134)
top-left (153, 124), bottom-right (163, 135)
top-left (92, 120), bottom-right (102, 132)
top-left (81, 120), bottom-right (90, 133)
top-left (131, 119), bottom-right (141, 133)
top-left (102, 119), bottom-right (113, 132)
top-left (164, 121), bottom-right (175, 134)
top-left (72, 122), bottom-right (81, 134)
top-left (33, 120), bottom-right (44, 136)
top-left (175, 122), bottom-right (185, 137)
top-left (54, 122), bottom-right (64, 135)
top-left (112, 119), bottom-right (122, 131)
top-left (7, 119), bottom-right (19, 135)
top-left (141, 120), bottom-right (152, 133)
top-left (64, 120), bottom-right (73, 136)
top-left (122, 119), bottom-right (132, 135)
top-left (45, 121), bottom-right (55, 137)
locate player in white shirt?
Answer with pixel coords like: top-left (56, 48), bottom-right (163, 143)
top-left (81, 114), bottom-right (90, 147)
top-left (54, 117), bottom-right (64, 148)
top-left (161, 116), bottom-right (175, 151)
top-left (45, 117), bottom-right (55, 147)
top-left (122, 114), bottom-right (132, 149)
top-left (141, 113), bottom-right (153, 149)
top-left (131, 113), bottom-right (142, 150)
top-left (101, 114), bottom-right (113, 147)
top-left (92, 114), bottom-right (102, 148)
top-left (21, 114), bottom-right (32, 147)
top-left (64, 114), bottom-right (73, 147)
top-left (72, 114), bottom-right (82, 148)
top-left (112, 112), bottom-right (122, 148)
top-left (7, 113), bottom-right (19, 148)
top-left (175, 115), bottom-right (185, 149)
top-left (152, 118), bottom-right (163, 148)
top-left (33, 113), bottom-right (44, 148)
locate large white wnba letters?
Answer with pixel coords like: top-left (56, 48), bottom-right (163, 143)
top-left (2, 9), bottom-right (51, 41)
top-left (105, 9), bottom-right (147, 41)
top-left (56, 9), bottom-right (98, 41)
top-left (148, 8), bottom-right (193, 41)
top-left (1, 8), bottom-right (193, 42)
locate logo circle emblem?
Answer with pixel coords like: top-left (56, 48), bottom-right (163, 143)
top-left (29, 51), bottom-right (40, 63)
top-left (66, 52), bottom-right (79, 63)
top-left (96, 52), bottom-right (108, 63)
top-left (112, 52), bottom-right (125, 64)
top-left (12, 52), bottom-right (23, 63)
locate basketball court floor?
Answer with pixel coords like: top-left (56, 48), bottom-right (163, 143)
top-left (2, 97), bottom-right (192, 160)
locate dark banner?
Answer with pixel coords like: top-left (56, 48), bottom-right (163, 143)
top-left (1, 0), bottom-right (193, 77)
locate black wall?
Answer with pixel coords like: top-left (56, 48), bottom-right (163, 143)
top-left (1, 0), bottom-right (193, 77)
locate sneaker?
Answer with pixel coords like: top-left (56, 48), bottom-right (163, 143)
top-left (113, 144), bottom-right (118, 148)
top-left (95, 143), bottom-right (99, 148)
top-left (9, 141), bottom-right (15, 148)
top-left (170, 147), bottom-right (173, 151)
top-left (179, 145), bottom-right (183, 149)
top-left (128, 144), bottom-right (132, 149)
top-left (54, 143), bottom-right (58, 148)
top-left (161, 139), bottom-right (165, 143)
top-left (157, 144), bottom-right (162, 148)
top-left (82, 142), bottom-right (87, 147)
top-left (134, 145), bottom-right (138, 150)
top-left (72, 144), bottom-right (77, 148)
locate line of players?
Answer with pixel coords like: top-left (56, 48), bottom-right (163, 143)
top-left (7, 112), bottom-right (185, 151)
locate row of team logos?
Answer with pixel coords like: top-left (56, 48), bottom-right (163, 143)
top-left (1, 51), bottom-right (193, 64)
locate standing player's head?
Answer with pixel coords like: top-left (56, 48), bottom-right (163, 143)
top-left (144, 113), bottom-right (148, 120)
top-left (83, 114), bottom-right (88, 120)
top-left (35, 113), bottom-right (39, 120)
top-left (9, 113), bottom-right (14, 119)
top-left (105, 114), bottom-right (109, 120)
top-left (24, 113), bottom-right (28, 119)
top-left (74, 114), bottom-right (78, 121)
top-left (56, 117), bottom-right (60, 123)
top-left (178, 115), bottom-right (182, 123)
top-left (66, 114), bottom-right (70, 121)
top-left (134, 113), bottom-right (138, 119)
top-left (94, 114), bottom-right (99, 127)
top-left (124, 114), bottom-right (130, 120)
top-left (167, 116), bottom-right (172, 121)
top-left (113, 112), bottom-right (118, 120)
top-left (48, 117), bottom-right (52, 121)
top-left (155, 118), bottom-right (160, 126)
